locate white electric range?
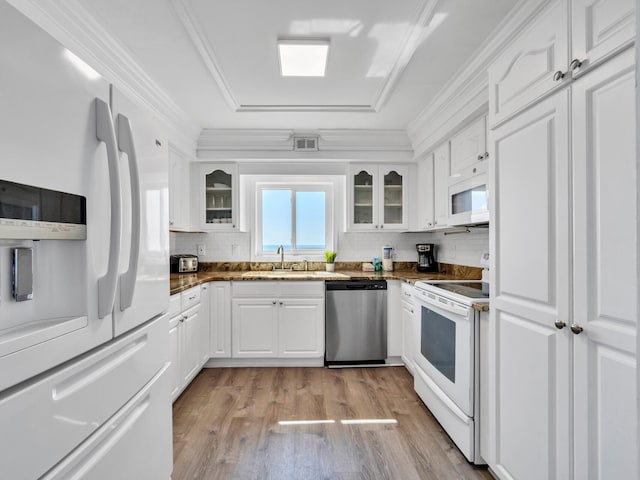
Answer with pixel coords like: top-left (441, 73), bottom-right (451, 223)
top-left (411, 280), bottom-right (488, 464)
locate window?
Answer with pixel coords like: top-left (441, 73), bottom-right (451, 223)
top-left (256, 183), bottom-right (333, 258)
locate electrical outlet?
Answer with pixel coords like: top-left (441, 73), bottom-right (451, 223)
top-left (197, 244), bottom-right (206, 256)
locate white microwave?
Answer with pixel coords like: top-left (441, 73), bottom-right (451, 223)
top-left (448, 173), bottom-right (489, 226)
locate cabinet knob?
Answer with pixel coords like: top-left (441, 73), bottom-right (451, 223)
top-left (477, 154), bottom-right (484, 161)
top-left (272, 300), bottom-right (277, 305)
top-left (484, 152), bottom-right (490, 159)
top-left (375, 225), bottom-right (379, 229)
top-left (169, 221), bottom-right (174, 226)
top-left (569, 58), bottom-right (583, 71)
top-left (570, 323), bottom-right (584, 335)
top-left (553, 70), bottom-right (565, 81)
top-left (279, 301), bottom-right (284, 306)
top-left (554, 320), bottom-right (566, 330)
top-left (380, 225), bottom-right (384, 229)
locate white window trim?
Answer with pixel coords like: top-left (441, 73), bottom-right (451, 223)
top-left (249, 177), bottom-right (338, 262)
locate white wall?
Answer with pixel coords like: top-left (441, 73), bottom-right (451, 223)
top-left (172, 227), bottom-right (488, 267)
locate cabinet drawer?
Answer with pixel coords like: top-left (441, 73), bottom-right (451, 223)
top-left (169, 293), bottom-right (181, 317)
top-left (181, 286), bottom-right (200, 310)
top-left (0, 314), bottom-right (168, 480)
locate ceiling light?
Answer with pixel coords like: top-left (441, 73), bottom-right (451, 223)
top-left (278, 38), bottom-right (329, 77)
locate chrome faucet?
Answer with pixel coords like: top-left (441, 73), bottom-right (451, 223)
top-left (276, 245), bottom-right (284, 270)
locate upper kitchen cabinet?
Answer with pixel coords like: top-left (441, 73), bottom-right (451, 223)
top-left (198, 163), bottom-right (238, 230)
top-left (571, 0), bottom-right (635, 78)
top-left (488, 0), bottom-right (568, 127)
top-left (449, 116), bottom-right (488, 179)
top-left (348, 164), bottom-right (409, 231)
top-left (433, 144), bottom-right (450, 229)
top-left (489, 0), bottom-right (634, 127)
top-left (169, 147), bottom-right (190, 231)
top-left (415, 154), bottom-right (435, 230)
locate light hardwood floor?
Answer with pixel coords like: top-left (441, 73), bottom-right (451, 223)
top-left (172, 367), bottom-right (493, 480)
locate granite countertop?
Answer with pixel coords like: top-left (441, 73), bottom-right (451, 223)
top-left (171, 260), bottom-right (481, 289)
top-left (169, 269), bottom-right (466, 295)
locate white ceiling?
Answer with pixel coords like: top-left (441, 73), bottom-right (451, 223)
top-left (81, 0), bottom-right (518, 132)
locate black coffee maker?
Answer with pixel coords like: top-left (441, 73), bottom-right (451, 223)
top-left (416, 243), bottom-right (437, 272)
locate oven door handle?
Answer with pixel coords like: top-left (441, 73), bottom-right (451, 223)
top-left (415, 290), bottom-right (470, 319)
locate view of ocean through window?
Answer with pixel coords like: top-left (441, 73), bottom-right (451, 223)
top-left (261, 189), bottom-right (326, 252)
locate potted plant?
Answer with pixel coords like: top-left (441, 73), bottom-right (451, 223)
top-left (325, 251), bottom-right (337, 272)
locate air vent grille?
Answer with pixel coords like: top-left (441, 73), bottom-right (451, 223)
top-left (293, 136), bottom-right (318, 151)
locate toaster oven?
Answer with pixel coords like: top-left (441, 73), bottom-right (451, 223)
top-left (170, 254), bottom-right (198, 273)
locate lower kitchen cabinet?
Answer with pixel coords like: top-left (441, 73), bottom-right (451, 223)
top-left (208, 281), bottom-right (232, 358)
top-left (232, 298), bottom-right (279, 357)
top-left (278, 298), bottom-right (324, 357)
top-left (168, 286), bottom-right (208, 402)
top-left (231, 281), bottom-right (324, 359)
top-left (400, 283), bottom-right (415, 375)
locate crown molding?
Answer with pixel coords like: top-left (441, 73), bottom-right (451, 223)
top-left (407, 0), bottom-right (553, 157)
top-left (172, 0), bottom-right (438, 113)
top-left (198, 128), bottom-right (412, 153)
top-left (196, 150), bottom-right (414, 162)
top-left (8, 0), bottom-right (200, 154)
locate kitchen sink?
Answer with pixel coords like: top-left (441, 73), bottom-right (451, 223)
top-left (241, 271), bottom-right (349, 279)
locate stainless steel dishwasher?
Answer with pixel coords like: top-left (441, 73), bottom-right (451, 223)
top-left (325, 280), bottom-right (387, 366)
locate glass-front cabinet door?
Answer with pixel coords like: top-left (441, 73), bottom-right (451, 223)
top-left (380, 165), bottom-right (408, 230)
top-left (352, 169), bottom-right (375, 227)
top-left (348, 164), bottom-right (408, 231)
top-left (382, 168), bottom-right (405, 227)
top-left (201, 164), bottom-right (237, 230)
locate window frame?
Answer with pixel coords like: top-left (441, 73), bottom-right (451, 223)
top-left (254, 181), bottom-right (334, 261)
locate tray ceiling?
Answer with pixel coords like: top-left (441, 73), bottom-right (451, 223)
top-left (80, 0), bottom-right (518, 130)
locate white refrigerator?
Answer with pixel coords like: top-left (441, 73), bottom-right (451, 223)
top-left (0, 1), bottom-right (172, 478)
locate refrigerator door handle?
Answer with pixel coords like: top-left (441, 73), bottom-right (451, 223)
top-left (95, 98), bottom-right (122, 319)
top-left (116, 113), bottom-right (140, 312)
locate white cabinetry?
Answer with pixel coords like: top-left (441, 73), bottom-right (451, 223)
top-left (348, 164), bottom-right (409, 231)
top-left (433, 143), bottom-right (450, 228)
top-left (490, 90), bottom-right (571, 480)
top-left (571, 0), bottom-right (635, 77)
top-left (449, 116), bottom-right (488, 178)
top-left (209, 281), bottom-right (232, 358)
top-left (198, 163), bottom-right (238, 230)
top-left (415, 154), bottom-right (435, 230)
top-left (400, 283), bottom-right (415, 375)
top-left (571, 49), bottom-right (637, 480)
top-left (489, 0), bottom-right (634, 127)
top-left (488, 9), bottom-right (636, 475)
top-left (231, 281), bottom-right (324, 359)
top-left (168, 285), bottom-right (208, 402)
top-left (168, 146), bottom-right (190, 231)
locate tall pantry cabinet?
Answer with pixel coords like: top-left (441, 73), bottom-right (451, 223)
top-left (485, 1), bottom-right (636, 479)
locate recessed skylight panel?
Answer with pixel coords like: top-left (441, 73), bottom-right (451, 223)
top-left (278, 39), bottom-right (329, 77)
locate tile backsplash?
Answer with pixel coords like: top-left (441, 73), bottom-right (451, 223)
top-left (172, 226), bottom-right (488, 267)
